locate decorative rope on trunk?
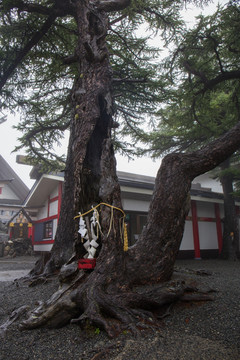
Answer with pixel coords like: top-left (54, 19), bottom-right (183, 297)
top-left (74, 203), bottom-right (128, 256)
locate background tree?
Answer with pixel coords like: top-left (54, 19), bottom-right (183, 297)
top-left (146, 2), bottom-right (240, 259)
top-left (1, 0), bottom-right (240, 336)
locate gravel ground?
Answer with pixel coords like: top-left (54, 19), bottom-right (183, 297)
top-left (0, 256), bottom-right (240, 360)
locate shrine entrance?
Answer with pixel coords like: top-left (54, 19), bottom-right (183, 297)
top-left (9, 210), bottom-right (32, 240)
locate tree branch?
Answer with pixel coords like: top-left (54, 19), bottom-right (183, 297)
top-left (113, 77), bottom-right (147, 83)
top-left (62, 54), bottom-right (79, 65)
top-left (191, 97), bottom-right (214, 134)
top-left (197, 70), bottom-right (240, 94)
top-left (109, 14), bottom-right (128, 26)
top-left (116, 105), bottom-right (139, 119)
top-left (186, 120), bottom-right (240, 179)
top-left (24, 117), bottom-right (70, 142)
top-left (205, 33), bottom-right (225, 73)
top-left (97, 0), bottom-right (131, 12)
top-left (0, 0), bottom-right (51, 15)
top-left (183, 60), bottom-right (208, 83)
top-left (1, 0), bottom-right (74, 16)
top-left (0, 14), bottom-right (57, 92)
top-left (183, 59), bottom-right (240, 95)
top-left (143, 6), bottom-right (173, 27)
top-left (109, 28), bottom-right (144, 61)
top-left (27, 137), bottom-right (65, 166)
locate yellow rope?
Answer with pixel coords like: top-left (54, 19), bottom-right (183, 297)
top-left (74, 202), bottom-right (125, 219)
top-left (123, 223), bottom-right (128, 252)
top-left (74, 202), bottom-right (128, 251)
top-left (107, 206), bottom-right (114, 237)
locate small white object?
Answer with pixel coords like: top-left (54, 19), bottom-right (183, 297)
top-left (90, 239), bottom-right (99, 248)
top-left (88, 247), bottom-right (96, 258)
top-left (80, 206), bottom-right (101, 259)
top-left (83, 240), bottom-right (90, 250)
top-left (78, 217), bottom-right (88, 238)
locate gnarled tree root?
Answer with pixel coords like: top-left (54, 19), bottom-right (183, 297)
top-left (18, 272), bottom-right (214, 338)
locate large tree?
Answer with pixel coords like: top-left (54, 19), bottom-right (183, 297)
top-left (146, 3), bottom-right (240, 259)
top-left (1, 0), bottom-right (172, 273)
top-left (1, 0), bottom-right (240, 336)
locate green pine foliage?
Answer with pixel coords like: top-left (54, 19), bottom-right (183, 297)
top-left (147, 2), bottom-right (240, 157)
top-left (0, 0), bottom-right (208, 169)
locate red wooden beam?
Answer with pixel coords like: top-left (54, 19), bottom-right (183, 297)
top-left (49, 196), bottom-right (58, 203)
top-left (34, 240), bottom-right (54, 245)
top-left (34, 214), bottom-right (58, 223)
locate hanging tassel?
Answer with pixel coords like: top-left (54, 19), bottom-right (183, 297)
top-left (75, 203), bottom-right (128, 252)
top-left (123, 222), bottom-right (128, 252)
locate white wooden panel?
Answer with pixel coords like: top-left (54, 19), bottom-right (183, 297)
top-left (199, 222), bottom-right (218, 249)
top-left (193, 173), bottom-right (222, 193)
top-left (37, 199), bottom-right (48, 219)
top-left (180, 221), bottom-right (194, 250)
top-left (53, 219), bottom-right (57, 238)
top-left (34, 244), bottom-right (53, 251)
top-left (49, 201), bottom-right (58, 217)
top-left (122, 198), bottom-right (150, 212)
top-left (50, 186), bottom-right (58, 198)
top-left (0, 184), bottom-right (19, 200)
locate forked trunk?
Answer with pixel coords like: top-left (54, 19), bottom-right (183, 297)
top-left (23, 120), bottom-right (240, 337)
top-left (126, 129), bottom-right (240, 285)
top-left (24, 1), bottom-right (240, 337)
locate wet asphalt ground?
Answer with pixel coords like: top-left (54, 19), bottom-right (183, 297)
top-left (0, 256), bottom-right (240, 359)
top-left (0, 256), bottom-right (37, 281)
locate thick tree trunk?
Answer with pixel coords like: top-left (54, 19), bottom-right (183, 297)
top-left (23, 0), bottom-right (240, 337)
top-left (31, 0), bottom-right (119, 275)
top-left (124, 128), bottom-right (240, 285)
top-left (22, 120), bottom-right (240, 336)
top-left (220, 159), bottom-right (239, 260)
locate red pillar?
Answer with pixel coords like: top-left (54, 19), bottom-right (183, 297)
top-left (215, 203), bottom-right (223, 253)
top-left (28, 224), bottom-right (32, 239)
top-left (191, 200), bottom-right (201, 259)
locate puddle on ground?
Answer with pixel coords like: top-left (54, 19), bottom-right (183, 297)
top-left (0, 270), bottom-right (30, 281)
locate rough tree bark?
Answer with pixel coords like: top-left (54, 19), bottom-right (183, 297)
top-left (21, 121), bottom-right (240, 337)
top-left (32, 0), bottom-right (122, 275)
top-left (21, 0), bottom-right (240, 336)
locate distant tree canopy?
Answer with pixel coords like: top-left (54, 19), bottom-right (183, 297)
top-left (142, 2), bottom-right (240, 259)
top-left (145, 1), bottom-right (240, 156)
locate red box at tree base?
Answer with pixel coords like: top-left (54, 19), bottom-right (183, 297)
top-left (78, 259), bottom-right (96, 269)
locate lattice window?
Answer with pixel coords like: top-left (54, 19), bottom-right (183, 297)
top-left (43, 221), bottom-right (53, 239)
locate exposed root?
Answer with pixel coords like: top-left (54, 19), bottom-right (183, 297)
top-left (89, 344), bottom-right (117, 360)
top-left (180, 293), bottom-right (215, 302)
top-left (68, 278), bottom-right (205, 337)
top-left (156, 303), bottom-right (173, 320)
top-left (5, 269), bottom-right (215, 338)
top-left (28, 275), bottom-right (54, 287)
top-left (0, 305), bottom-right (29, 338)
top-left (20, 270), bottom-right (86, 330)
top-left (174, 266), bottom-right (213, 277)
